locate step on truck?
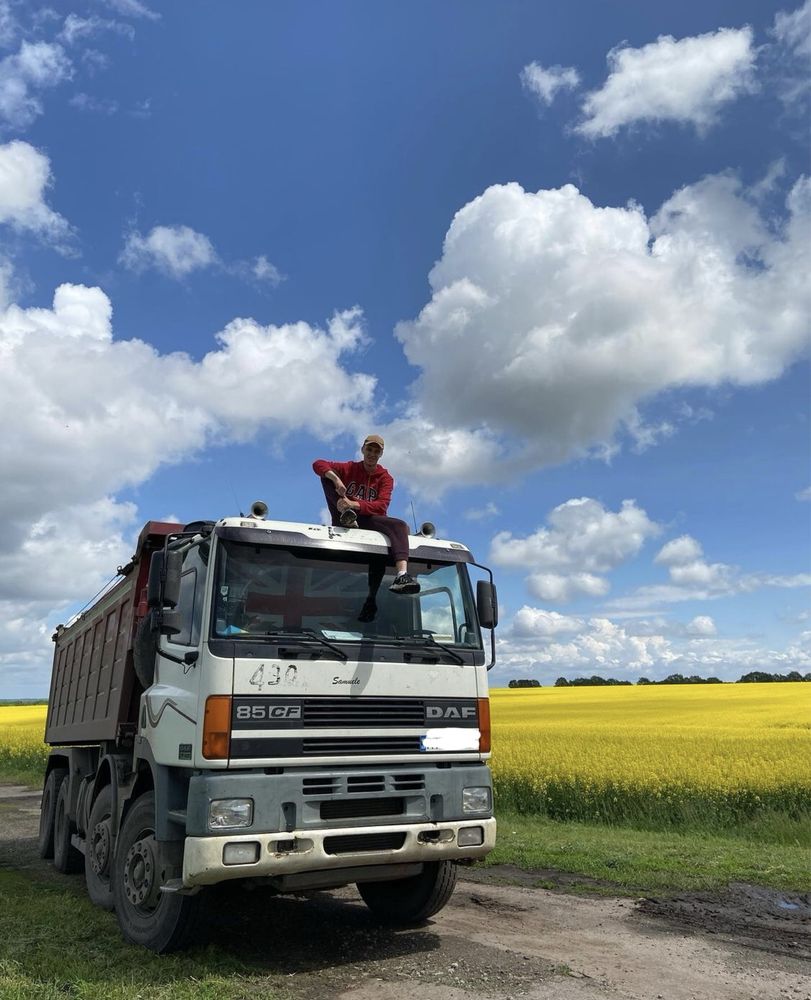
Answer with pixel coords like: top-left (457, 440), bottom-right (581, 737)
top-left (39, 505), bottom-right (499, 952)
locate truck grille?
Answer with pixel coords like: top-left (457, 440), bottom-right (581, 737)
top-left (303, 736), bottom-right (422, 755)
top-left (323, 832), bottom-right (406, 855)
top-left (302, 773), bottom-right (425, 796)
top-left (302, 698), bottom-right (424, 726)
top-left (320, 797), bottom-right (405, 821)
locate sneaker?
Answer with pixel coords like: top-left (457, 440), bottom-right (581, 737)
top-left (389, 572), bottom-right (420, 595)
top-left (339, 509), bottom-right (358, 528)
top-left (357, 597), bottom-right (377, 623)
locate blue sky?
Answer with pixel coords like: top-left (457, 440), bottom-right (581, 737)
top-left (1, 0), bottom-right (809, 696)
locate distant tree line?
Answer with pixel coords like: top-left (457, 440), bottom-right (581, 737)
top-left (554, 675), bottom-right (634, 687)
top-left (506, 671), bottom-right (811, 688)
top-left (737, 670), bottom-right (810, 683)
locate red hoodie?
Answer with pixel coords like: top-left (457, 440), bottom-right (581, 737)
top-left (312, 459), bottom-right (393, 517)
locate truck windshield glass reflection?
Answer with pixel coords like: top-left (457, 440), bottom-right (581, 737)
top-left (213, 539), bottom-right (481, 648)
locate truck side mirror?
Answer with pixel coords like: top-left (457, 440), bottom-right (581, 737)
top-left (163, 549), bottom-right (182, 609)
top-left (476, 580), bottom-right (498, 629)
top-left (147, 552), bottom-right (164, 608)
top-left (147, 549), bottom-right (182, 610)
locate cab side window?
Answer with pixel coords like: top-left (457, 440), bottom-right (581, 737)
top-left (170, 545), bottom-right (207, 646)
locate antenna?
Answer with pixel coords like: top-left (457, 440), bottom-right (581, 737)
top-left (410, 500), bottom-right (418, 532)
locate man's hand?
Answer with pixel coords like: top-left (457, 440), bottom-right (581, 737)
top-left (326, 471), bottom-right (347, 497)
top-left (336, 498), bottom-right (360, 513)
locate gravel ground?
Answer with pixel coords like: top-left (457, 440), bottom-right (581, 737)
top-left (1, 783), bottom-right (809, 1000)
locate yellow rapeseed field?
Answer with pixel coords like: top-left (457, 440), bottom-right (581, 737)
top-left (490, 682), bottom-right (811, 826)
top-left (2, 684), bottom-right (809, 829)
top-left (0, 704), bottom-right (49, 779)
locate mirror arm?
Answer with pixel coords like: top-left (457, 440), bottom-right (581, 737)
top-left (157, 647), bottom-right (199, 667)
top-left (471, 561), bottom-right (498, 669)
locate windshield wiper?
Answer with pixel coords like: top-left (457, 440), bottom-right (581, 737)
top-left (409, 631), bottom-right (465, 665)
top-left (358, 631), bottom-right (464, 665)
top-left (261, 628), bottom-right (348, 661)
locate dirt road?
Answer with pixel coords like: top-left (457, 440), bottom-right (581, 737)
top-left (1, 783), bottom-right (809, 1000)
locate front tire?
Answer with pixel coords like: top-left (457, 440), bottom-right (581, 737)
top-left (112, 792), bottom-right (202, 953)
top-left (38, 768), bottom-right (67, 860)
top-left (85, 785), bottom-right (114, 910)
top-left (358, 860), bottom-right (457, 924)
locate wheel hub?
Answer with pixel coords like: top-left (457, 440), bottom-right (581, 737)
top-left (123, 835), bottom-right (160, 909)
top-left (89, 818), bottom-right (111, 876)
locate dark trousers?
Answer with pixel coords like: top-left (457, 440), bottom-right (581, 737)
top-left (320, 479), bottom-right (410, 562)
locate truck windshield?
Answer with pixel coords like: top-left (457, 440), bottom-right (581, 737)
top-left (212, 538), bottom-right (482, 650)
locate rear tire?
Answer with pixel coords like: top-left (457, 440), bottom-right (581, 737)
top-left (53, 779), bottom-right (83, 874)
top-left (38, 768), bottom-right (67, 860)
top-left (358, 860), bottom-right (457, 924)
top-left (112, 792), bottom-right (202, 953)
top-left (85, 785), bottom-right (115, 910)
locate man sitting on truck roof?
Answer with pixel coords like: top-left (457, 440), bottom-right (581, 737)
top-left (313, 435), bottom-right (420, 619)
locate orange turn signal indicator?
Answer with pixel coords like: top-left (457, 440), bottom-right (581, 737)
top-left (203, 695), bottom-right (232, 760)
top-left (477, 697), bottom-right (491, 753)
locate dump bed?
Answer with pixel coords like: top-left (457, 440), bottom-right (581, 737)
top-left (44, 521), bottom-right (180, 746)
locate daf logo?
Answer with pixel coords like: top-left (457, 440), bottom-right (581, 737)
top-left (425, 705), bottom-right (476, 720)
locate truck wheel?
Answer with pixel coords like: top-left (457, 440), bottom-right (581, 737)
top-left (112, 792), bottom-right (202, 953)
top-left (358, 860), bottom-right (457, 924)
top-left (38, 768), bottom-right (67, 860)
top-left (85, 785), bottom-right (114, 910)
top-left (53, 779), bottom-right (83, 874)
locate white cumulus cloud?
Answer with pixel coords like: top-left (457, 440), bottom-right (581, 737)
top-left (0, 1), bottom-right (17, 49)
top-left (491, 498), bottom-right (661, 603)
top-left (0, 140), bottom-right (72, 244)
top-left (464, 501), bottom-right (500, 522)
top-left (687, 615), bottom-right (717, 636)
top-left (69, 92), bottom-right (118, 115)
top-left (773, 0), bottom-right (811, 60)
top-left (496, 610), bottom-right (809, 683)
top-left (0, 284), bottom-right (377, 691)
top-left (521, 61), bottom-right (580, 106)
top-left (59, 14), bottom-right (134, 45)
top-left (251, 254), bottom-right (284, 286)
top-left (0, 40), bottom-right (72, 131)
top-left (511, 606), bottom-right (584, 637)
top-left (526, 572), bottom-right (609, 603)
top-left (654, 534), bottom-right (733, 589)
top-left (394, 172), bottom-right (810, 493)
top-left (120, 224), bottom-right (217, 278)
top-left (771, 0), bottom-right (811, 105)
top-left (121, 225), bottom-right (285, 287)
top-left (576, 27), bottom-right (757, 138)
top-left (607, 532), bottom-right (811, 612)
top-left (102, 0), bottom-right (160, 21)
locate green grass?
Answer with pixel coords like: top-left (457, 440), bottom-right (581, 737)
top-left (1, 802), bottom-right (809, 998)
top-left (485, 810), bottom-right (811, 894)
top-left (0, 760), bottom-right (46, 788)
top-left (0, 872), bottom-right (287, 1000)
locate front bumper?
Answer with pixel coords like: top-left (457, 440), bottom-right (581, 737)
top-left (182, 816), bottom-right (497, 888)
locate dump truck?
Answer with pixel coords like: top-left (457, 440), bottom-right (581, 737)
top-left (39, 505), bottom-right (499, 951)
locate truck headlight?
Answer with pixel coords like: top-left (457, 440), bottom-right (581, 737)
top-left (209, 798), bottom-right (254, 830)
top-left (462, 786), bottom-right (491, 814)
